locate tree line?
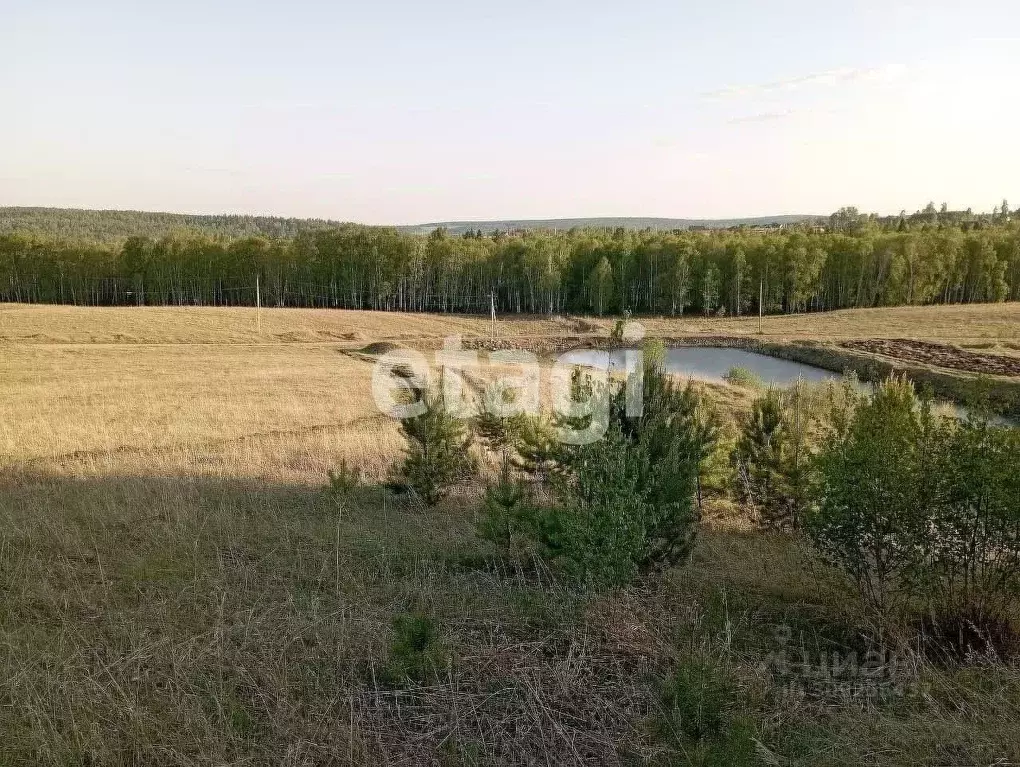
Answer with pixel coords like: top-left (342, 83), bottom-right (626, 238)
top-left (0, 206), bottom-right (343, 243)
top-left (2, 205), bottom-right (1018, 314)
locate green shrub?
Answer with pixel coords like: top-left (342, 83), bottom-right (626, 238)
top-left (661, 661), bottom-right (733, 741)
top-left (507, 414), bottom-right (560, 476)
top-left (732, 387), bottom-right (790, 526)
top-left (473, 355), bottom-right (717, 589)
top-left (398, 386), bottom-right (475, 505)
top-left (807, 377), bottom-right (937, 619)
top-left (476, 452), bottom-right (537, 548)
top-left (325, 459), bottom-right (361, 509)
top-left (617, 360), bottom-right (718, 569)
top-left (381, 613), bottom-right (448, 684)
top-left (732, 383), bottom-right (817, 529)
top-left (473, 408), bottom-right (522, 450)
top-left (551, 365), bottom-right (608, 446)
top-left (723, 366), bottom-right (764, 388)
top-left (922, 416), bottom-right (1020, 646)
top-left (543, 356), bottom-right (717, 587)
top-left (543, 424), bottom-right (650, 588)
top-left (808, 376), bottom-right (1020, 646)
top-left (473, 390), bottom-right (559, 478)
top-left (643, 337), bottom-right (667, 370)
top-left (657, 661), bottom-right (757, 766)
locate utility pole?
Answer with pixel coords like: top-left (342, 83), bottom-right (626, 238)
top-left (256, 274), bottom-right (262, 336)
top-left (490, 290), bottom-right (496, 342)
top-left (758, 279), bottom-right (764, 334)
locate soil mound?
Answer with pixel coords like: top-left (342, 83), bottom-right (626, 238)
top-left (358, 341), bottom-right (404, 355)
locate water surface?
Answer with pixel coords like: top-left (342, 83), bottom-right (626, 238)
top-left (560, 345), bottom-right (1016, 426)
top-left (559, 346), bottom-right (839, 386)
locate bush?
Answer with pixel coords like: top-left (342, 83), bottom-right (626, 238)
top-left (543, 424), bottom-right (650, 587)
top-left (617, 356), bottom-right (718, 569)
top-left (732, 387), bottom-right (790, 526)
top-left (472, 350), bottom-right (717, 588)
top-left (473, 392), bottom-right (559, 478)
top-left (732, 383), bottom-right (817, 529)
top-left (922, 417), bottom-right (1020, 650)
top-left (326, 459), bottom-right (361, 510)
top-left (807, 377), bottom-right (938, 619)
top-left (660, 661), bottom-right (733, 741)
top-left (536, 353), bottom-right (717, 587)
top-left (380, 613), bottom-right (448, 684)
top-left (808, 376), bottom-right (1020, 646)
top-left (723, 366), bottom-right (763, 388)
top-left (398, 386), bottom-right (475, 505)
top-left (507, 415), bottom-right (560, 476)
top-left (657, 661), bottom-right (757, 766)
top-left (476, 452), bottom-right (537, 548)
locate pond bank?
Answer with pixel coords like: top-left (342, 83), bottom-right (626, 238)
top-left (456, 333), bottom-right (1020, 419)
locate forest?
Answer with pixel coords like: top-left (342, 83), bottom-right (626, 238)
top-left (1, 203), bottom-right (1018, 315)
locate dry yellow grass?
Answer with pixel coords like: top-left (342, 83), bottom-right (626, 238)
top-left (3, 301), bottom-right (1019, 346)
top-left (0, 342), bottom-right (401, 475)
top-left (2, 303), bottom-right (1019, 765)
top-left (0, 303), bottom-right (549, 345)
top-left (643, 302), bottom-right (1020, 344)
top-left (5, 302), bottom-right (1015, 472)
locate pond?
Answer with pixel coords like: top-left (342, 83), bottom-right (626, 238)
top-left (560, 345), bottom-right (1016, 427)
top-left (559, 346), bottom-right (841, 386)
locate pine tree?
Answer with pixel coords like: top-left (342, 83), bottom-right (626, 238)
top-left (733, 382), bottom-right (818, 530)
top-left (733, 388), bottom-right (793, 527)
top-left (477, 452), bottom-right (535, 547)
top-left (398, 386), bottom-right (475, 505)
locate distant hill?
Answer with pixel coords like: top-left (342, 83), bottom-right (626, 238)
top-left (401, 215), bottom-right (821, 235)
top-left (0, 207), bottom-right (346, 243)
top-left (0, 206), bottom-right (823, 244)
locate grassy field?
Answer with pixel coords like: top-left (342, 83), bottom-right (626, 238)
top-left (3, 301), bottom-right (1020, 346)
top-left (2, 303), bottom-right (1019, 765)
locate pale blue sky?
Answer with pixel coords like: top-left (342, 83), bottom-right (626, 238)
top-left (2, 0), bottom-right (1018, 223)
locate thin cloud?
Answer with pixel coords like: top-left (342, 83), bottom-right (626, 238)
top-left (727, 109), bottom-right (796, 125)
top-left (703, 65), bottom-right (902, 99)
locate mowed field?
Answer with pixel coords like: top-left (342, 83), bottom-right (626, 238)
top-left (4, 302), bottom-right (1019, 465)
top-left (3, 301), bottom-right (1020, 346)
top-left (2, 302), bottom-right (1020, 765)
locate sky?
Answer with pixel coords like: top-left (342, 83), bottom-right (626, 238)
top-left (2, 0), bottom-right (1019, 224)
